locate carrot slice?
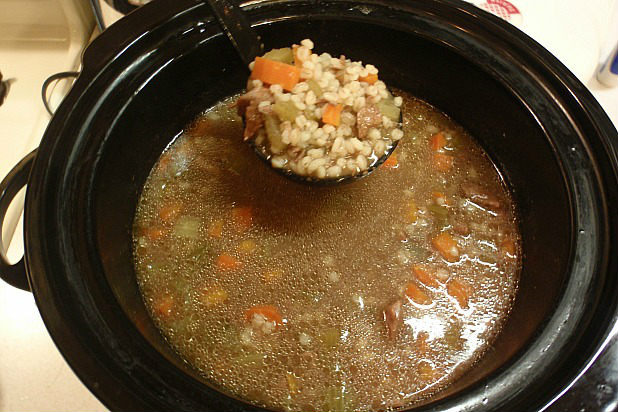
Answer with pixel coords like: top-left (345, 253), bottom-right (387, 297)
top-left (433, 153), bottom-right (454, 172)
top-left (216, 253), bottom-right (242, 270)
top-left (447, 279), bottom-right (472, 309)
top-left (501, 238), bottom-right (517, 257)
top-left (231, 206), bottom-right (253, 232)
top-left (154, 295), bottom-right (174, 318)
top-left (245, 304), bottom-right (283, 325)
top-left (144, 227), bottom-right (166, 241)
top-left (430, 132), bottom-right (447, 151)
top-left (382, 153), bottom-right (399, 168)
top-left (250, 56), bottom-right (301, 91)
top-left (405, 282), bottom-right (432, 305)
top-left (413, 265), bottom-right (439, 288)
top-left (158, 203), bottom-right (182, 223)
top-left (432, 232), bottom-right (460, 262)
top-left (359, 73), bottom-right (378, 84)
top-left (322, 103), bottom-right (343, 126)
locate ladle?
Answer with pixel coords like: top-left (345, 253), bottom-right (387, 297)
top-left (206, 0), bottom-right (400, 185)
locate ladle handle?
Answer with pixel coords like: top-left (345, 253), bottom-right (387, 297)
top-left (205, 0), bottom-right (263, 66)
top-left (0, 150), bottom-right (36, 292)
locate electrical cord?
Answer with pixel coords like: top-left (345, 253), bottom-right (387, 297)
top-left (41, 71), bottom-right (79, 116)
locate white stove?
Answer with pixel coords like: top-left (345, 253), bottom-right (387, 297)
top-left (0, 0), bottom-right (616, 410)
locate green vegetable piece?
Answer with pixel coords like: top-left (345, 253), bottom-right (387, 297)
top-left (173, 216), bottom-right (201, 238)
top-left (304, 108), bottom-right (319, 122)
top-left (264, 114), bottom-right (285, 154)
top-left (377, 97), bottom-right (400, 122)
top-left (189, 244), bottom-right (212, 263)
top-left (320, 328), bottom-right (341, 349)
top-left (235, 351), bottom-right (265, 366)
top-left (428, 204), bottom-right (449, 229)
top-left (405, 244), bottom-right (430, 261)
top-left (324, 384), bottom-right (353, 412)
top-left (306, 79), bottom-right (323, 97)
top-left (273, 100), bottom-right (300, 123)
top-left (446, 133), bottom-right (461, 151)
top-left (428, 204), bottom-right (449, 217)
top-left (262, 47), bottom-right (294, 64)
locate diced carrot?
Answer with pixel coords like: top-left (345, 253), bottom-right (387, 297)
top-left (406, 200), bottom-right (417, 224)
top-left (413, 265), bottom-right (439, 288)
top-left (447, 279), bottom-right (472, 309)
top-left (201, 286), bottom-right (228, 307)
top-left (322, 103), bottom-right (343, 126)
top-left (433, 153), bottom-right (454, 172)
top-left (238, 239), bottom-right (257, 254)
top-left (208, 219), bottom-right (223, 238)
top-left (432, 232), bottom-right (460, 262)
top-left (262, 268), bottom-right (284, 283)
top-left (382, 153), bottom-right (399, 168)
top-left (158, 203), bottom-right (182, 223)
top-left (405, 282), bottom-right (432, 305)
top-left (501, 238), bottom-right (517, 257)
top-left (154, 295), bottom-right (174, 318)
top-left (245, 304), bottom-right (283, 325)
top-left (359, 73), bottom-right (378, 84)
top-left (250, 56), bottom-right (301, 92)
top-left (216, 253), bottom-right (242, 270)
top-left (430, 132), bottom-right (447, 151)
top-left (144, 227), bottom-right (166, 241)
top-left (231, 206), bottom-right (253, 232)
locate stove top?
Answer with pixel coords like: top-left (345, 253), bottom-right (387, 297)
top-left (0, 0), bottom-right (616, 411)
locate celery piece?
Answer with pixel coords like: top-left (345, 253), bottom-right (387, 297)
top-left (262, 47), bottom-right (294, 64)
top-left (173, 216), bottom-right (200, 238)
top-left (377, 97), bottom-right (401, 122)
top-left (324, 384), bottom-right (354, 412)
top-left (444, 318), bottom-right (463, 351)
top-left (234, 351), bottom-right (265, 366)
top-left (320, 328), bottom-right (341, 349)
top-left (306, 79), bottom-right (323, 98)
top-left (264, 114), bottom-right (285, 154)
top-left (427, 204), bottom-right (449, 217)
top-left (304, 108), bottom-right (319, 122)
top-left (273, 100), bottom-right (300, 123)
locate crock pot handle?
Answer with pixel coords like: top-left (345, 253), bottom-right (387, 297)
top-left (0, 150), bottom-right (36, 292)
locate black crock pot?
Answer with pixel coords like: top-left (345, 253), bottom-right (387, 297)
top-left (1, 0), bottom-right (617, 410)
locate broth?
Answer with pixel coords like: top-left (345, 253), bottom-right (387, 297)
top-left (133, 92), bottom-right (520, 411)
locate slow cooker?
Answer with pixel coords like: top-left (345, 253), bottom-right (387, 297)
top-left (0, 0), bottom-right (617, 410)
